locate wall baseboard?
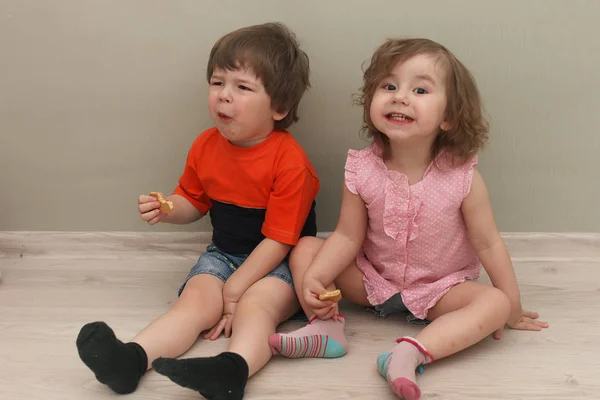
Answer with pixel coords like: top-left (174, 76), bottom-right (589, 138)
top-left (1, 231), bottom-right (599, 262)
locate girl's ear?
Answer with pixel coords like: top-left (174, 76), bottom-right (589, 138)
top-left (440, 120), bottom-right (452, 131)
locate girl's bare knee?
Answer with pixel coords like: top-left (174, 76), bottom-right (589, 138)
top-left (289, 236), bottom-right (323, 271)
top-left (486, 287), bottom-right (511, 322)
top-left (333, 264), bottom-right (369, 306)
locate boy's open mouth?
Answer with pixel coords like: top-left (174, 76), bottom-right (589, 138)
top-left (218, 112), bottom-right (233, 121)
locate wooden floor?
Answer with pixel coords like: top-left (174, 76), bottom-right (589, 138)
top-left (1, 232), bottom-right (599, 400)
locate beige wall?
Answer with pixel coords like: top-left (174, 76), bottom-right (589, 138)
top-left (1, 0), bottom-right (598, 233)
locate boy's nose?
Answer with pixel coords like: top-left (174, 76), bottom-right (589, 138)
top-left (219, 87), bottom-right (232, 103)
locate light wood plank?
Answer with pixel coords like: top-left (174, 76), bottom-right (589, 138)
top-left (0, 232), bottom-right (599, 399)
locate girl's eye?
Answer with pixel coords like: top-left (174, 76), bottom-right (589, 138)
top-left (383, 84), bottom-right (396, 91)
top-left (414, 87), bottom-right (427, 94)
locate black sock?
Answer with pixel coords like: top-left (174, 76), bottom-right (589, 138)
top-left (76, 321), bottom-right (148, 394)
top-left (152, 352), bottom-right (249, 400)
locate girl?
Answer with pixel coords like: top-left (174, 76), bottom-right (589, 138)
top-left (269, 38), bottom-right (548, 400)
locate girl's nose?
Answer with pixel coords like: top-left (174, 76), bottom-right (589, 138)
top-left (392, 89), bottom-right (410, 105)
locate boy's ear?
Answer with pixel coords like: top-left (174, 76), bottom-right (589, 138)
top-left (273, 109), bottom-right (289, 122)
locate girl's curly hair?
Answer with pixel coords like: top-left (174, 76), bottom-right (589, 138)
top-left (356, 38), bottom-right (489, 161)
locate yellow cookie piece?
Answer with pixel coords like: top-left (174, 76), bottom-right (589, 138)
top-left (319, 289), bottom-right (342, 302)
top-left (149, 191), bottom-right (174, 213)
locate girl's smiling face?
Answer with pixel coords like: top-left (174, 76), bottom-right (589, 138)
top-left (369, 54), bottom-right (451, 146)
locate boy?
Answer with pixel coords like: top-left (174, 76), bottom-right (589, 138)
top-left (76, 22), bottom-right (319, 400)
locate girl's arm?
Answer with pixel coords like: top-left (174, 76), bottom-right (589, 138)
top-left (305, 183), bottom-right (368, 286)
top-left (461, 170), bottom-right (521, 308)
top-left (461, 169), bottom-right (547, 334)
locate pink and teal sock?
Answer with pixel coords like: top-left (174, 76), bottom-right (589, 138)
top-left (377, 337), bottom-right (434, 400)
top-left (268, 314), bottom-right (348, 358)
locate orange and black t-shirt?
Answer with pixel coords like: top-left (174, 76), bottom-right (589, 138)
top-left (173, 127), bottom-right (320, 254)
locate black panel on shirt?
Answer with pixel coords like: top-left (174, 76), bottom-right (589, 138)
top-left (209, 199), bottom-right (317, 255)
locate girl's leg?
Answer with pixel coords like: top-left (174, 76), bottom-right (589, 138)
top-left (152, 277), bottom-right (298, 400)
top-left (380, 281), bottom-right (511, 400)
top-left (76, 274), bottom-right (223, 394)
top-left (417, 281), bottom-right (511, 358)
top-left (269, 236), bottom-right (370, 358)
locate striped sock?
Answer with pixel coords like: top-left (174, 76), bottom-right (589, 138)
top-left (268, 315), bottom-right (348, 358)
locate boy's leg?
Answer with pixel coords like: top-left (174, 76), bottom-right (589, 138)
top-left (269, 236), bottom-right (370, 359)
top-left (153, 276), bottom-right (298, 399)
top-left (379, 281), bottom-right (511, 400)
top-left (76, 274), bottom-right (223, 394)
top-left (133, 274), bottom-right (224, 362)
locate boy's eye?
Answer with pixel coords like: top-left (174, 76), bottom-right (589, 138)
top-left (238, 85), bottom-right (252, 91)
top-left (211, 81), bottom-right (223, 86)
top-left (413, 87), bottom-right (427, 94)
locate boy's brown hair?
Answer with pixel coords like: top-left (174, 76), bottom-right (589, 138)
top-left (206, 22), bottom-right (310, 131)
top-left (356, 38), bottom-right (489, 160)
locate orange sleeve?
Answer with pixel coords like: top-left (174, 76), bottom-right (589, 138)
top-left (173, 144), bottom-right (212, 215)
top-left (262, 166), bottom-right (319, 245)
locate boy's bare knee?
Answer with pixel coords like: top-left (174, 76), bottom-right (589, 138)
top-left (238, 282), bottom-right (297, 322)
top-left (173, 275), bottom-right (224, 318)
top-left (238, 292), bottom-right (279, 322)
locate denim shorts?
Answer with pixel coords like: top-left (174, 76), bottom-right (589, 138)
top-left (178, 243), bottom-right (295, 296)
top-left (366, 292), bottom-right (431, 326)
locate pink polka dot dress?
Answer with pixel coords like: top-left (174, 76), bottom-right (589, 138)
top-left (345, 144), bottom-right (482, 319)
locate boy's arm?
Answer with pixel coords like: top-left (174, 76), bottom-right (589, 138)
top-left (461, 169), bottom-right (547, 335)
top-left (163, 133), bottom-right (212, 224)
top-left (162, 194), bottom-right (204, 224)
top-left (204, 237), bottom-right (291, 340)
top-left (222, 238), bottom-right (291, 301)
top-left (139, 193), bottom-right (204, 225)
top-left (224, 164), bottom-right (319, 301)
top-left (204, 165), bottom-right (318, 340)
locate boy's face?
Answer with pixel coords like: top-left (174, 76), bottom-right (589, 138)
top-left (208, 67), bottom-right (287, 147)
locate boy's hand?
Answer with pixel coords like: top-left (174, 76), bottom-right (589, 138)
top-left (493, 308), bottom-right (548, 340)
top-left (204, 298), bottom-right (238, 341)
top-left (303, 276), bottom-right (339, 321)
top-left (138, 194), bottom-right (167, 225)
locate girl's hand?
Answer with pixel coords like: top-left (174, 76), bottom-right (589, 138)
top-left (303, 277), bottom-right (339, 321)
top-left (494, 309), bottom-right (548, 340)
top-left (138, 194), bottom-right (167, 225)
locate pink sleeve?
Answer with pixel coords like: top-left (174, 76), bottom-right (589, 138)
top-left (462, 154), bottom-right (479, 198)
top-left (344, 149), bottom-right (361, 194)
